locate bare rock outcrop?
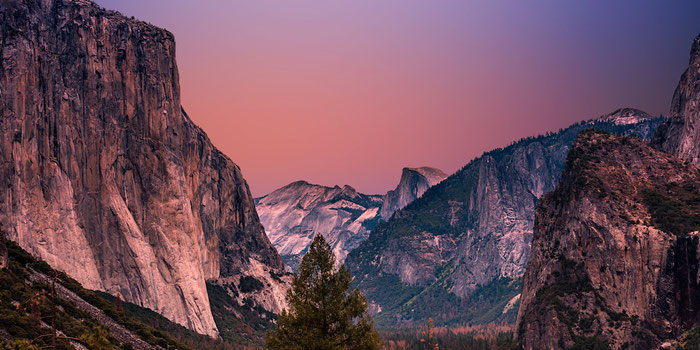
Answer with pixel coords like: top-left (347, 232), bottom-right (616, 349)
top-left (346, 112), bottom-right (663, 326)
top-left (0, 0), bottom-right (287, 337)
top-left (517, 130), bottom-right (700, 349)
top-left (256, 181), bottom-right (383, 269)
top-left (379, 167), bottom-right (447, 221)
top-left (256, 167), bottom-right (445, 271)
top-left (654, 34), bottom-right (700, 165)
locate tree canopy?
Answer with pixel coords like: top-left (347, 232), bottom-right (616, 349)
top-left (266, 234), bottom-right (381, 350)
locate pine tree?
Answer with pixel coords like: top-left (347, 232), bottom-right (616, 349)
top-left (266, 235), bottom-right (381, 350)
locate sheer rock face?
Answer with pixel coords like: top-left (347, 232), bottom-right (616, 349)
top-left (379, 167), bottom-right (447, 221)
top-left (0, 0), bottom-right (286, 337)
top-left (346, 113), bottom-right (663, 326)
top-left (654, 34), bottom-right (700, 165)
top-left (517, 131), bottom-right (700, 349)
top-left (255, 167), bottom-right (446, 270)
top-left (255, 181), bottom-right (383, 269)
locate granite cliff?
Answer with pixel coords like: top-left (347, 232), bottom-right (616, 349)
top-left (255, 167), bottom-right (446, 270)
top-left (517, 33), bottom-right (700, 350)
top-left (517, 130), bottom-right (700, 349)
top-left (380, 167), bottom-right (447, 221)
top-left (654, 34), bottom-right (700, 165)
top-left (0, 0), bottom-right (288, 338)
top-left (345, 111), bottom-right (663, 327)
top-left (255, 181), bottom-right (383, 270)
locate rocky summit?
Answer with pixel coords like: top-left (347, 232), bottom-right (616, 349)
top-left (345, 112), bottom-right (664, 327)
top-left (517, 130), bottom-right (700, 349)
top-left (255, 181), bottom-right (383, 270)
top-left (654, 34), bottom-right (700, 166)
top-left (516, 32), bottom-right (700, 350)
top-left (0, 0), bottom-right (288, 338)
top-left (379, 167), bottom-right (447, 221)
top-left (255, 167), bottom-right (446, 270)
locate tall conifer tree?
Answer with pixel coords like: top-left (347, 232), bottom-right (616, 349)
top-left (266, 235), bottom-right (381, 349)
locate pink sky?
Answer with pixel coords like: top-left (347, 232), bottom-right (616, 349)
top-left (96, 0), bottom-right (700, 196)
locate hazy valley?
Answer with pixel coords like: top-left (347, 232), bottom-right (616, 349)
top-left (0, 0), bottom-right (699, 349)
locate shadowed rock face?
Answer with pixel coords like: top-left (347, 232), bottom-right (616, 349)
top-left (517, 130), bottom-right (700, 349)
top-left (0, 0), bottom-right (287, 337)
top-left (380, 167), bottom-right (447, 221)
top-left (517, 32), bottom-right (700, 350)
top-left (654, 34), bottom-right (700, 165)
top-left (346, 112), bottom-right (663, 327)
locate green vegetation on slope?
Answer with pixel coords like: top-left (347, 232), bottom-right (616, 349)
top-left (206, 282), bottom-right (277, 347)
top-left (372, 273), bottom-right (521, 328)
top-left (0, 235), bottom-right (279, 349)
top-left (347, 117), bottom-right (665, 328)
top-left (681, 326), bottom-right (700, 350)
top-left (0, 238), bottom-right (191, 349)
top-left (382, 327), bottom-right (519, 350)
top-left (642, 181), bottom-right (700, 235)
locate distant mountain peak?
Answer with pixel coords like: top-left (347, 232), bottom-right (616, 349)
top-left (256, 167), bottom-right (446, 270)
top-left (289, 180), bottom-right (312, 187)
top-left (345, 115), bottom-right (664, 328)
top-left (403, 166), bottom-right (448, 183)
top-left (379, 166), bottom-right (447, 220)
top-left (592, 108), bottom-right (653, 125)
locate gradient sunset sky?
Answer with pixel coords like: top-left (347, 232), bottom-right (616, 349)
top-left (96, 0), bottom-right (700, 196)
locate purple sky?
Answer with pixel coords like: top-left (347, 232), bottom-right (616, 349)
top-left (95, 0), bottom-right (700, 196)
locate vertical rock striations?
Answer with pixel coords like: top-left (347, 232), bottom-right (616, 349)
top-left (379, 167), bottom-right (447, 221)
top-left (346, 112), bottom-right (664, 327)
top-left (255, 167), bottom-right (446, 271)
top-left (517, 130), bottom-right (700, 349)
top-left (654, 34), bottom-right (700, 165)
top-left (255, 181), bottom-right (383, 270)
top-left (0, 0), bottom-right (287, 337)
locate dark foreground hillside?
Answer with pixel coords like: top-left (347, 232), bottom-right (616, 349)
top-left (0, 233), bottom-right (267, 349)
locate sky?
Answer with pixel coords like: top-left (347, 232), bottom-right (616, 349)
top-left (95, 0), bottom-right (700, 196)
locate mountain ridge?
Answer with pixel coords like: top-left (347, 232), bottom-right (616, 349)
top-left (516, 30), bottom-right (700, 350)
top-left (255, 166), bottom-right (447, 270)
top-left (518, 129), bottom-right (700, 349)
top-left (346, 111), bottom-right (664, 327)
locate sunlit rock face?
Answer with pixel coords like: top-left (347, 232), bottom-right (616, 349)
top-left (654, 34), bottom-right (700, 165)
top-left (518, 130), bottom-right (700, 349)
top-left (379, 167), bottom-right (447, 221)
top-left (256, 181), bottom-right (384, 269)
top-left (0, 0), bottom-right (287, 337)
top-left (255, 167), bottom-right (446, 270)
